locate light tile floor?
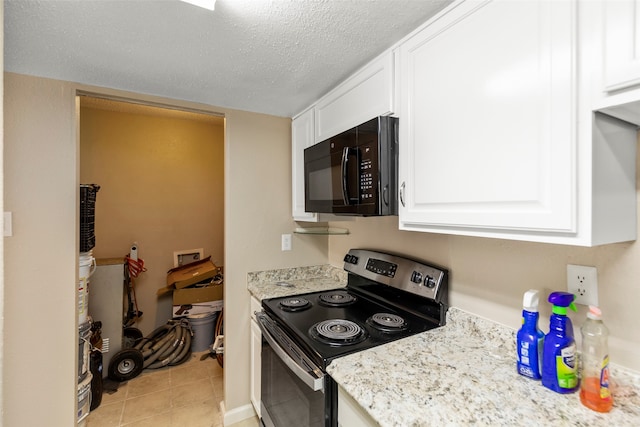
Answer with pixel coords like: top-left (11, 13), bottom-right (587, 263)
top-left (86, 352), bottom-right (259, 427)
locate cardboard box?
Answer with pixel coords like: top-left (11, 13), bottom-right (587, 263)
top-left (172, 284), bottom-right (223, 318)
top-left (160, 256), bottom-right (218, 294)
top-left (158, 256), bottom-right (223, 318)
top-left (173, 284), bottom-right (223, 305)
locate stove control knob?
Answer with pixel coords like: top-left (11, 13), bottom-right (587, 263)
top-left (425, 275), bottom-right (436, 288)
top-left (343, 254), bottom-right (359, 264)
top-left (410, 271), bottom-right (423, 284)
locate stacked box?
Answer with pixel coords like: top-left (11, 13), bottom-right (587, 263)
top-left (157, 257), bottom-right (223, 318)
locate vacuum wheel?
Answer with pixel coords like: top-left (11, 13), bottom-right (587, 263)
top-left (123, 327), bottom-right (144, 348)
top-left (108, 348), bottom-right (144, 382)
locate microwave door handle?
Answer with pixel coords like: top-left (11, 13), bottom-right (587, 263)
top-left (341, 147), bottom-right (356, 205)
top-left (256, 314), bottom-right (325, 392)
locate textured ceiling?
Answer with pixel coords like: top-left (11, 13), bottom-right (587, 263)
top-left (5, 0), bottom-right (451, 117)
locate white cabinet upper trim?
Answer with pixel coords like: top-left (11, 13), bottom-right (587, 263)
top-left (315, 52), bottom-right (394, 142)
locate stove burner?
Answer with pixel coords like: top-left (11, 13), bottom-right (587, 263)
top-left (278, 297), bottom-right (311, 312)
top-left (367, 312), bottom-right (408, 332)
top-left (310, 319), bottom-right (367, 346)
top-left (318, 291), bottom-right (357, 307)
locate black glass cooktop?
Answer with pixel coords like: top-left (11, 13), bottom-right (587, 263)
top-left (261, 286), bottom-right (441, 369)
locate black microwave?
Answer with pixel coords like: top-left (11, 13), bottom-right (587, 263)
top-left (304, 116), bottom-right (398, 216)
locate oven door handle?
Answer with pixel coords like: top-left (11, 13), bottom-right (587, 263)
top-left (256, 312), bottom-right (325, 392)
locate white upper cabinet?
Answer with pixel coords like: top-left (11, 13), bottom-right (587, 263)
top-left (596, 0), bottom-right (640, 127)
top-left (291, 0), bottom-right (637, 244)
top-left (399, 0), bottom-right (575, 234)
top-left (397, 0), bottom-right (637, 245)
top-left (315, 52), bottom-right (395, 142)
top-left (603, 0), bottom-right (640, 93)
top-left (292, 108), bottom-right (318, 221)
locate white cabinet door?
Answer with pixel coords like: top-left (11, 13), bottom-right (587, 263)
top-left (337, 386), bottom-right (376, 427)
top-left (398, 0), bottom-right (576, 235)
top-left (604, 0), bottom-right (640, 92)
top-left (292, 108), bottom-right (318, 221)
top-left (315, 52), bottom-right (394, 142)
top-left (250, 319), bottom-right (261, 417)
top-left (250, 297), bottom-right (262, 417)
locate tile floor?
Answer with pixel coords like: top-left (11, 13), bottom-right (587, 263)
top-left (86, 351), bottom-right (259, 427)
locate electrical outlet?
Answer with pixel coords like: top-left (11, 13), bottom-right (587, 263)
top-left (281, 234), bottom-right (292, 251)
top-left (566, 264), bottom-right (598, 306)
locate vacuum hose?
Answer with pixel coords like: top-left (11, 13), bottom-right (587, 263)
top-left (141, 320), bottom-right (192, 369)
top-left (108, 319), bottom-right (193, 382)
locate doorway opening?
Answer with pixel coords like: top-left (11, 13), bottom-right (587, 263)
top-left (78, 93), bottom-right (226, 421)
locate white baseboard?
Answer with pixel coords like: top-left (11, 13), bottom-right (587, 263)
top-left (222, 402), bottom-right (257, 426)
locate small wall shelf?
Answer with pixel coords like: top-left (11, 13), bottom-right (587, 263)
top-left (294, 227), bottom-right (349, 235)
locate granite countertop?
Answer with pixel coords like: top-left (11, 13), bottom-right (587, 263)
top-left (247, 264), bottom-right (347, 301)
top-left (327, 308), bottom-right (640, 427)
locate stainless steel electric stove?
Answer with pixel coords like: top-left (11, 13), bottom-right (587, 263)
top-left (256, 249), bottom-right (449, 427)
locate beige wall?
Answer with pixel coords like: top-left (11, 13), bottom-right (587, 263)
top-left (79, 104), bottom-right (225, 334)
top-left (2, 72), bottom-right (328, 426)
top-left (328, 140), bottom-right (640, 373)
top-left (0, 1), bottom-right (5, 417)
top-left (4, 74), bottom-right (78, 425)
top-left (222, 108), bottom-right (329, 422)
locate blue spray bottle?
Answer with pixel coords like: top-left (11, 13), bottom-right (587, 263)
top-left (516, 289), bottom-right (544, 379)
top-left (542, 292), bottom-right (579, 393)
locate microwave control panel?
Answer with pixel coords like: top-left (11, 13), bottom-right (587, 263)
top-left (359, 145), bottom-right (376, 202)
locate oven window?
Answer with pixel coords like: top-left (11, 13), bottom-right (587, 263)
top-left (261, 338), bottom-right (326, 427)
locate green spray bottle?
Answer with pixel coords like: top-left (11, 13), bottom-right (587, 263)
top-left (541, 292), bottom-right (579, 393)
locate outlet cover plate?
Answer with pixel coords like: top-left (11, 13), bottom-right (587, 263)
top-left (566, 264), bottom-right (598, 306)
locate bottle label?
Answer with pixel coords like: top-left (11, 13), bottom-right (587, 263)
top-left (518, 341), bottom-right (534, 377)
top-left (517, 337), bottom-right (542, 378)
top-left (600, 355), bottom-right (611, 400)
top-left (555, 344), bottom-right (578, 389)
top-left (520, 341), bottom-right (531, 365)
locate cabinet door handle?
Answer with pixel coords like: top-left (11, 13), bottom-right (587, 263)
top-left (400, 181), bottom-right (406, 207)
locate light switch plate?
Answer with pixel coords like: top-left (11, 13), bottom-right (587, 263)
top-left (4, 212), bottom-right (13, 237)
top-left (281, 234), bottom-right (292, 251)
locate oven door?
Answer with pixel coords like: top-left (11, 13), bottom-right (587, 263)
top-left (256, 312), bottom-right (331, 427)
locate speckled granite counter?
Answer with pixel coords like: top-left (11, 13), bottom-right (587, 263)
top-left (328, 308), bottom-right (640, 427)
top-left (247, 264), bottom-right (347, 301)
